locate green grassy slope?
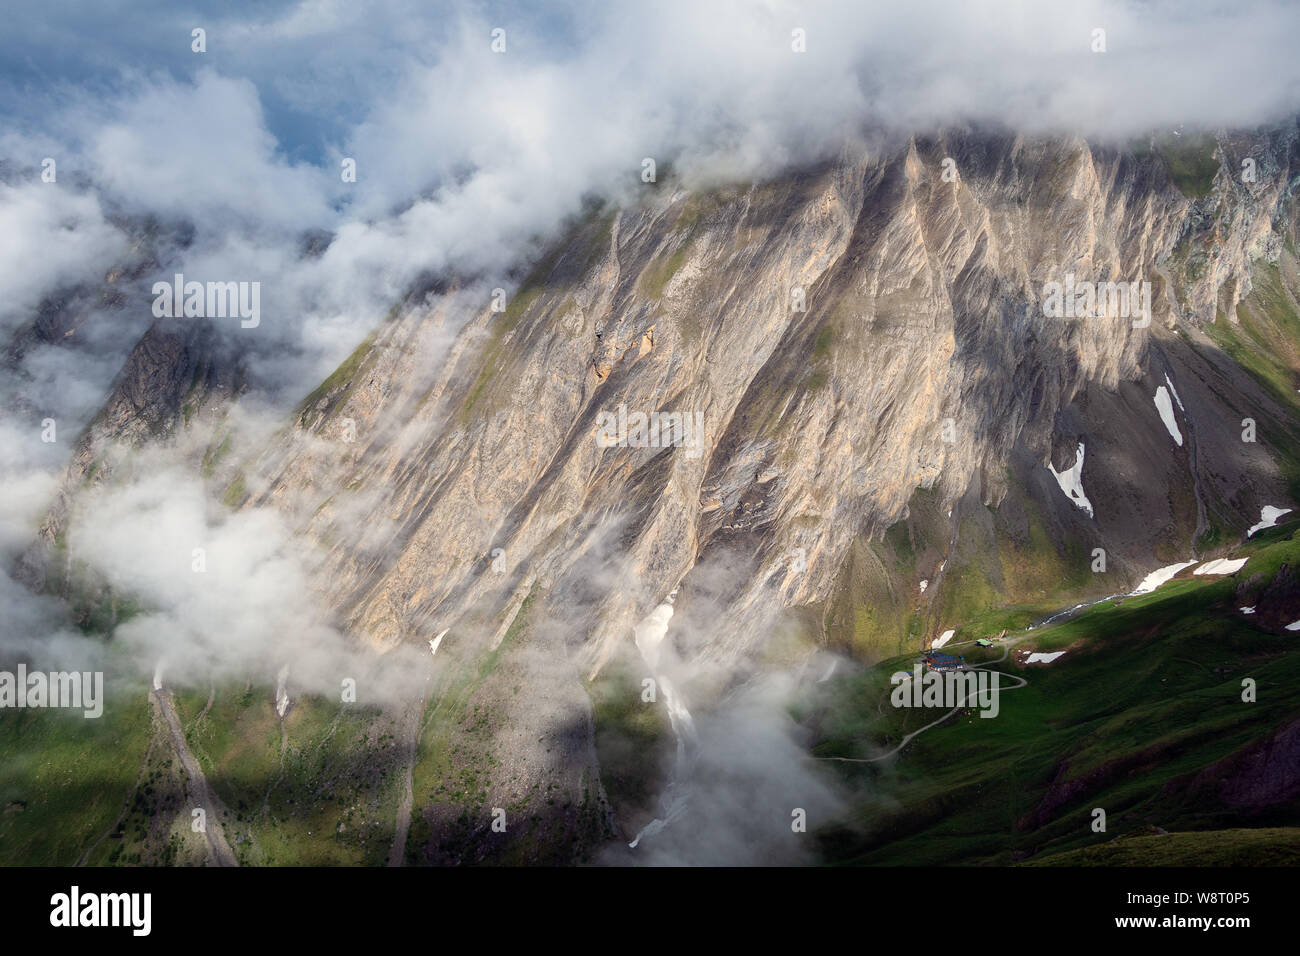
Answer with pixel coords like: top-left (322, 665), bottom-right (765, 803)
top-left (1025, 826), bottom-right (1300, 866)
top-left (813, 520), bottom-right (1300, 866)
top-left (825, 475), bottom-right (1100, 663)
top-left (0, 671), bottom-right (405, 866)
top-left (0, 676), bottom-right (153, 865)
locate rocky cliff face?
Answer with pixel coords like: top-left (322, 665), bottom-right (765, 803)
top-left (20, 123), bottom-right (1300, 860)
top-left (237, 125), bottom-right (1299, 657)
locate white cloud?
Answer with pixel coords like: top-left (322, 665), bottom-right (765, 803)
top-left (0, 182), bottom-right (127, 335)
top-left (90, 70), bottom-right (334, 231)
top-left (65, 462), bottom-right (428, 699)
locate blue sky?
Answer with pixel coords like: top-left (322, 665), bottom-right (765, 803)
top-left (0, 1), bottom-right (580, 164)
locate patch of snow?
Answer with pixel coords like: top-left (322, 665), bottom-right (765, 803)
top-left (428, 627), bottom-right (449, 657)
top-left (1287, 621), bottom-right (1300, 632)
top-left (1046, 442), bottom-right (1094, 518)
top-left (1247, 505), bottom-right (1292, 537)
top-left (1026, 651), bottom-right (1066, 664)
top-left (1131, 561), bottom-right (1197, 595)
top-left (919, 579), bottom-right (928, 593)
top-left (1240, 607), bottom-right (1256, 614)
top-left (275, 665), bottom-right (291, 718)
top-left (1153, 386), bottom-right (1183, 446)
top-left (1164, 374), bottom-right (1186, 411)
top-left (932, 629), bottom-right (955, 649)
top-left (1194, 557), bottom-right (1248, 575)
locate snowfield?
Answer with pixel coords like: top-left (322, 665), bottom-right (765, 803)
top-left (1026, 651), bottom-right (1066, 664)
top-left (1153, 386), bottom-right (1183, 445)
top-left (932, 629), bottom-right (955, 648)
top-left (1194, 557), bottom-right (1248, 575)
top-left (1046, 441), bottom-right (1094, 518)
top-left (1247, 505), bottom-right (1292, 537)
top-left (1165, 374), bottom-right (1186, 411)
top-left (1131, 561), bottom-right (1196, 594)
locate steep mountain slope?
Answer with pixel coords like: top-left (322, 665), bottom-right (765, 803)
top-left (252, 125), bottom-right (1299, 664)
top-left (10, 122), bottom-right (1300, 863)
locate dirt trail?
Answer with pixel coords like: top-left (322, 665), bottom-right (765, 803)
top-left (843, 588), bottom-right (1139, 763)
top-left (195, 679), bottom-right (216, 724)
top-left (387, 672), bottom-right (434, 867)
top-left (153, 687), bottom-right (238, 867)
top-left (819, 634), bottom-right (1030, 764)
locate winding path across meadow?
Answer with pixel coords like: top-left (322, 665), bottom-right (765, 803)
top-left (818, 633), bottom-right (1031, 764)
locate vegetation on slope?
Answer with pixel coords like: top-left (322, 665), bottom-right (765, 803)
top-left (811, 519), bottom-right (1300, 866)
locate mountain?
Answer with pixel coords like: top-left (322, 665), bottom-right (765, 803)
top-left (5, 123), bottom-right (1300, 865)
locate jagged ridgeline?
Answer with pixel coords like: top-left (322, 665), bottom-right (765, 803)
top-left (6, 124), bottom-right (1300, 865)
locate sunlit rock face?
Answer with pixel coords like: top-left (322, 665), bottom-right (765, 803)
top-left (21, 124), bottom-right (1300, 862)
top-left (221, 128), bottom-right (1295, 664)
